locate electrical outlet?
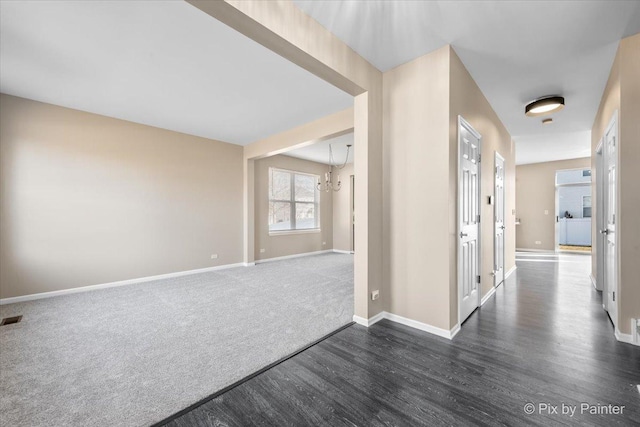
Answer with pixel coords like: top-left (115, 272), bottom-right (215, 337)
top-left (544, 210), bottom-right (549, 215)
top-left (371, 290), bottom-right (379, 301)
top-left (210, 254), bottom-right (218, 259)
top-left (260, 248), bottom-right (266, 253)
top-left (535, 241), bottom-right (542, 245)
top-left (322, 241), bottom-right (326, 246)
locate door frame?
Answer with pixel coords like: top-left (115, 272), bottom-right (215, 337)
top-left (601, 110), bottom-right (619, 327)
top-left (350, 174), bottom-right (355, 253)
top-left (595, 139), bottom-right (604, 292)
top-left (457, 115), bottom-right (482, 326)
top-left (494, 152), bottom-right (505, 287)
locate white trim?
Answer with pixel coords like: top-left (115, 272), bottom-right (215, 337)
top-left (332, 249), bottom-right (353, 254)
top-left (269, 229), bottom-right (321, 236)
top-left (386, 312), bottom-right (460, 340)
top-left (481, 287), bottom-right (496, 306)
top-left (589, 274), bottom-right (597, 290)
top-left (516, 248), bottom-right (554, 253)
top-left (353, 311), bottom-right (385, 327)
top-left (255, 249), bottom-right (332, 264)
top-left (614, 328), bottom-right (638, 347)
top-left (0, 262), bottom-right (246, 305)
top-left (243, 262), bottom-right (256, 267)
top-left (449, 323), bottom-right (461, 339)
top-left (354, 311), bottom-right (460, 340)
top-left (505, 265), bottom-right (517, 279)
top-left (494, 151), bottom-right (506, 289)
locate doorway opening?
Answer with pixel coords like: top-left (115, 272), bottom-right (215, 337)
top-left (555, 168), bottom-right (592, 253)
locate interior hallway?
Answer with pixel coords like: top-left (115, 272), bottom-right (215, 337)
top-left (166, 253), bottom-right (640, 426)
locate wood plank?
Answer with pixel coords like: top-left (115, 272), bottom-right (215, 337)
top-left (165, 254), bottom-right (640, 426)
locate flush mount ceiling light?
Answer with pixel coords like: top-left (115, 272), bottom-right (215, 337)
top-left (525, 96), bottom-right (565, 117)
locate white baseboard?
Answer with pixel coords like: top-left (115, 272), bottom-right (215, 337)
top-left (505, 265), bottom-right (517, 280)
top-left (516, 248), bottom-right (554, 253)
top-left (332, 249), bottom-right (354, 254)
top-left (0, 262), bottom-right (246, 305)
top-left (481, 287), bottom-right (496, 306)
top-left (589, 273), bottom-right (597, 290)
top-left (449, 323), bottom-right (461, 339)
top-left (614, 328), bottom-right (638, 347)
top-left (353, 311), bottom-right (385, 327)
top-left (354, 311), bottom-right (460, 340)
top-left (255, 249), bottom-right (332, 264)
top-left (614, 319), bottom-right (640, 347)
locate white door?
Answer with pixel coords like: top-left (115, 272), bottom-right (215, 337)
top-left (458, 117), bottom-right (481, 324)
top-left (494, 153), bottom-right (505, 287)
top-left (603, 114), bottom-right (618, 327)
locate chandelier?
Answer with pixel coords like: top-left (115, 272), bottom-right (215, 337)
top-left (317, 144), bottom-right (351, 192)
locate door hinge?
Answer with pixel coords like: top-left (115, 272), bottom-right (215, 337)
top-left (613, 291), bottom-right (615, 302)
top-left (476, 275), bottom-right (481, 284)
top-left (478, 154), bottom-right (481, 162)
top-left (477, 214), bottom-right (481, 223)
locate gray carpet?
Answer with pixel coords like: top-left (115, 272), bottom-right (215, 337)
top-left (0, 253), bottom-right (353, 427)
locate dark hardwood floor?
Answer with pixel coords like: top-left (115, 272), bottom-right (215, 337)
top-left (165, 253), bottom-right (640, 426)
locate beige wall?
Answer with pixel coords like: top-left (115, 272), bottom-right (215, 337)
top-left (0, 94), bottom-right (243, 299)
top-left (449, 48), bottom-right (516, 325)
top-left (516, 158), bottom-right (591, 251)
top-left (384, 46), bottom-right (516, 331)
top-left (253, 154), bottom-right (333, 260)
top-left (384, 45), bottom-right (452, 329)
top-left (332, 163), bottom-right (354, 252)
top-left (592, 32), bottom-right (640, 335)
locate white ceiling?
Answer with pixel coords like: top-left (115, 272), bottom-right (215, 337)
top-left (0, 1), bottom-right (352, 145)
top-left (515, 131), bottom-right (591, 165)
top-left (284, 133), bottom-right (354, 165)
top-left (295, 0), bottom-right (640, 164)
top-left (3, 1), bottom-right (639, 163)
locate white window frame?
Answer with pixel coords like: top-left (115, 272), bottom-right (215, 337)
top-left (268, 167), bottom-right (320, 235)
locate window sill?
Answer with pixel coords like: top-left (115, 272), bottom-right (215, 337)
top-left (269, 229), bottom-right (321, 236)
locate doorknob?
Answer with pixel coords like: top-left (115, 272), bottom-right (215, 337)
top-left (460, 232), bottom-right (468, 238)
top-left (599, 229), bottom-right (610, 235)
top-left (500, 226), bottom-right (506, 230)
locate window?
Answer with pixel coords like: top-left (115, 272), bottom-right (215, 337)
top-left (582, 195), bottom-right (592, 218)
top-left (269, 168), bottom-right (319, 232)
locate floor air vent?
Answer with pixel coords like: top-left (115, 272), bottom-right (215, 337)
top-left (1, 315), bottom-right (22, 326)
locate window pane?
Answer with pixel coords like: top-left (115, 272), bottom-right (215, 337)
top-left (294, 174), bottom-right (316, 202)
top-left (270, 170), bottom-right (291, 200)
top-left (269, 201), bottom-right (291, 231)
top-left (295, 202), bottom-right (316, 229)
